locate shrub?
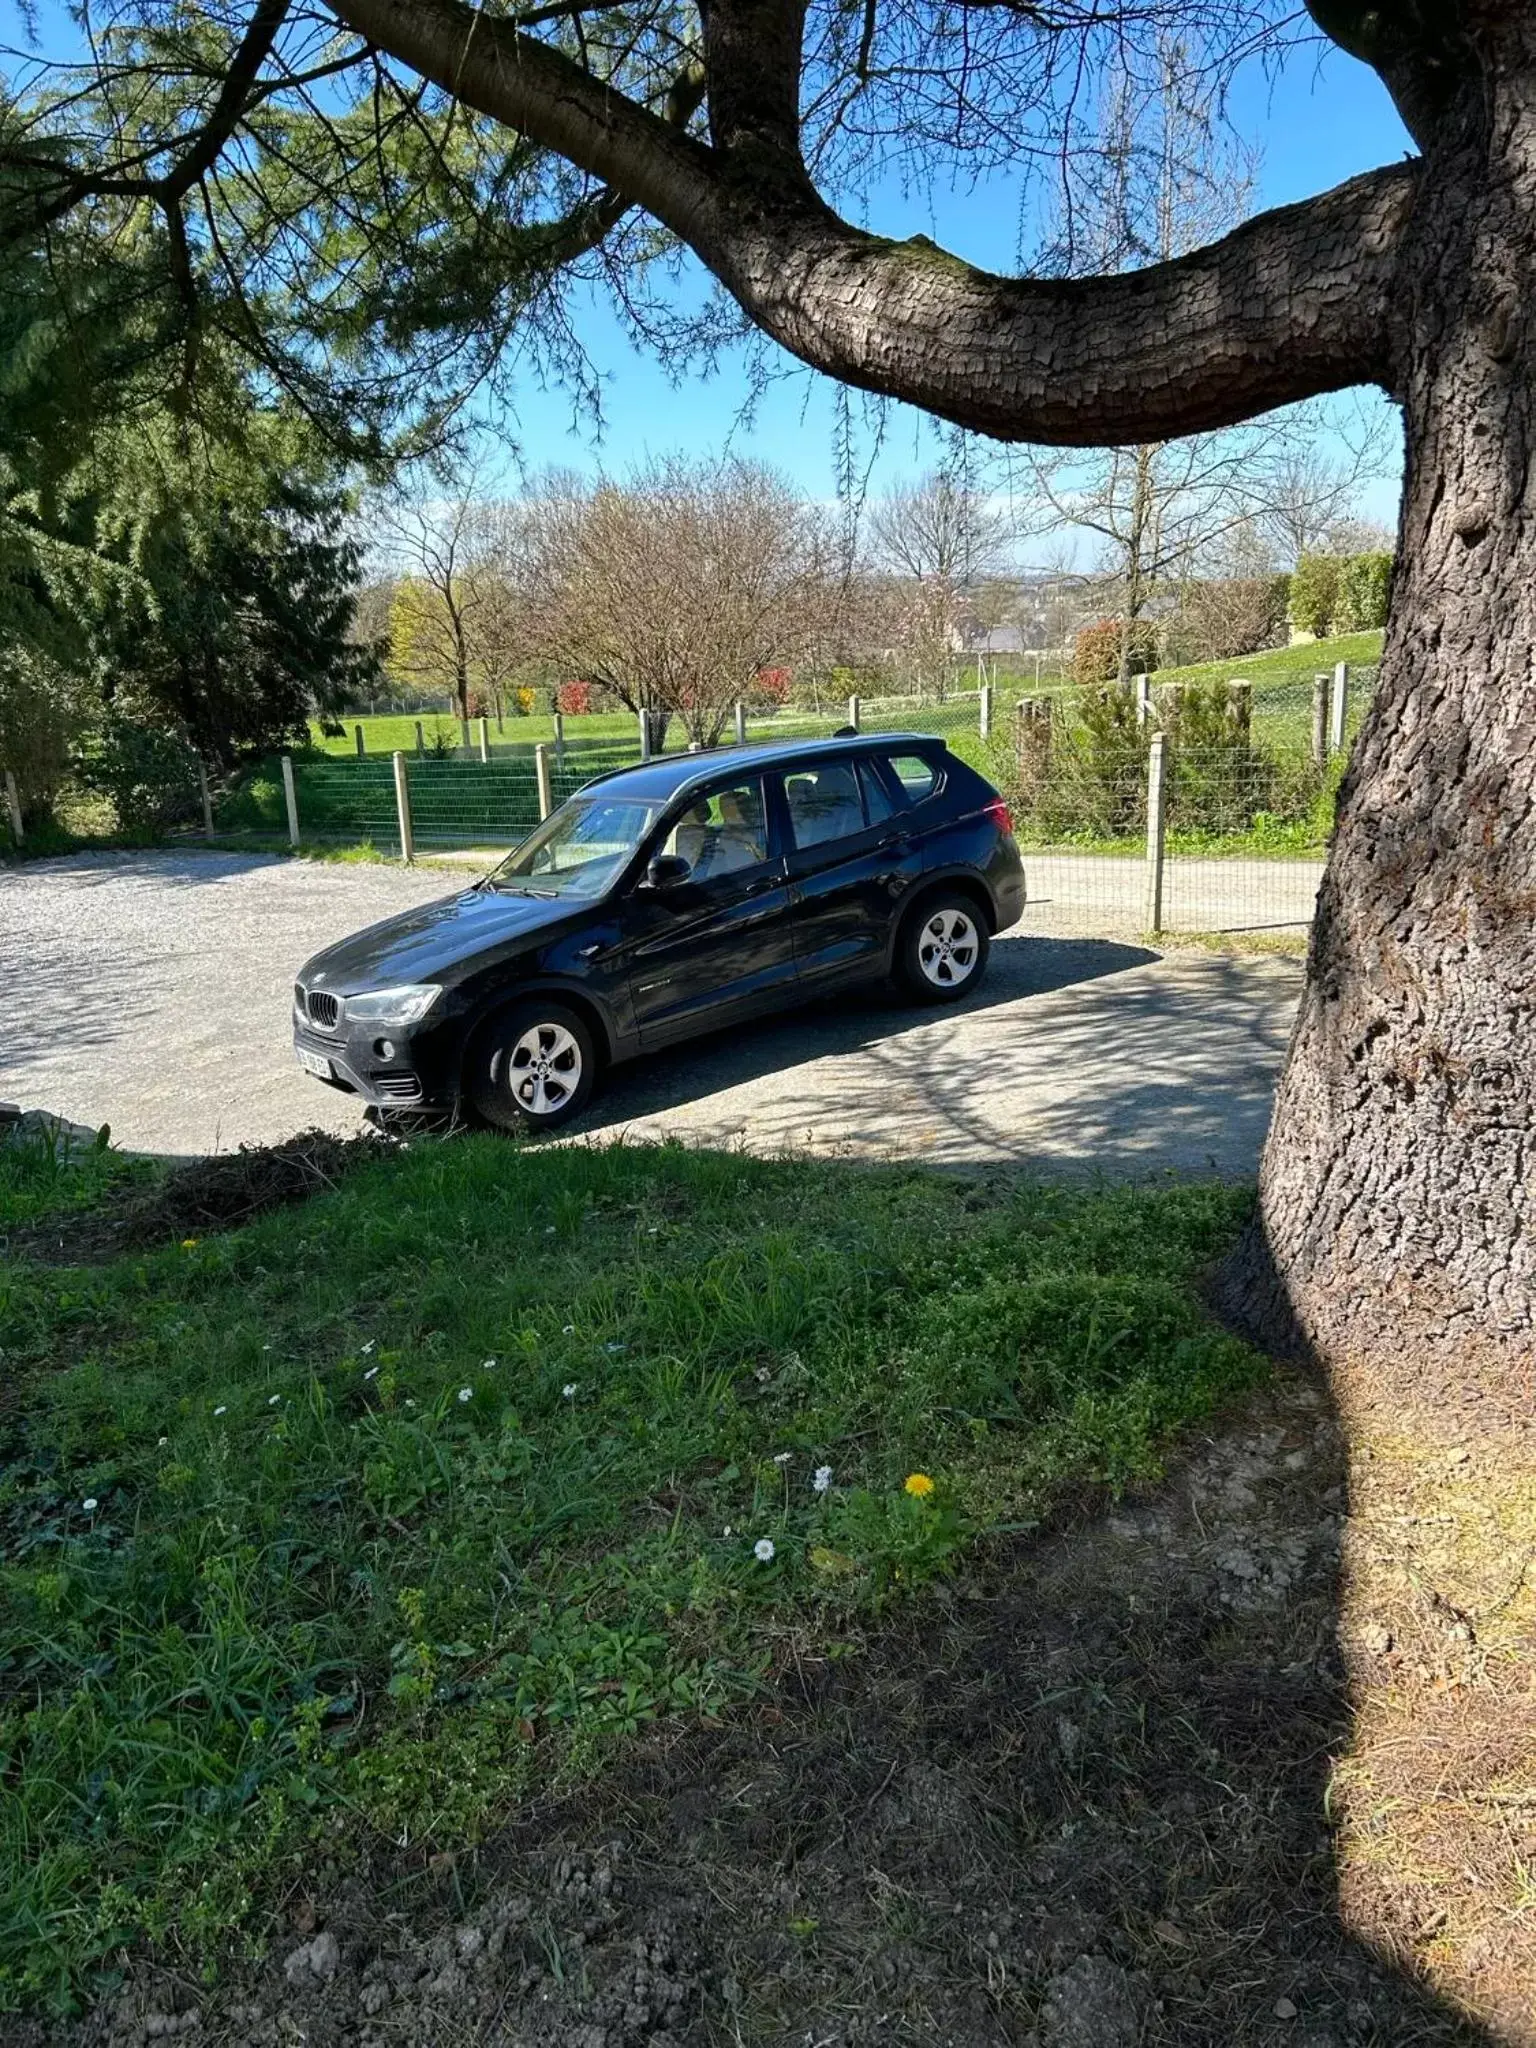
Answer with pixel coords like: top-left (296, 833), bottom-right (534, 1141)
top-left (1073, 617), bottom-right (1158, 685)
top-left (75, 715), bottom-right (201, 836)
top-left (514, 685), bottom-right (538, 716)
top-left (1335, 551), bottom-right (1393, 632)
top-left (0, 655), bottom-right (91, 826)
top-left (753, 666), bottom-right (793, 708)
top-left (1288, 554), bottom-right (1342, 638)
top-left (1164, 680), bottom-right (1279, 835)
top-left (1166, 575), bottom-right (1290, 665)
top-left (557, 680), bottom-right (593, 716)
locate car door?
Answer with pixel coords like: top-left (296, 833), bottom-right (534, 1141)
top-left (621, 773), bottom-right (799, 1045)
top-left (777, 755), bottom-right (924, 985)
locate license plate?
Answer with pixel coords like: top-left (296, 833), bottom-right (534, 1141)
top-left (296, 1047), bottom-right (332, 1079)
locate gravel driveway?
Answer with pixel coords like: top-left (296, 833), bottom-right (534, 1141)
top-left (0, 849), bottom-right (1304, 1174)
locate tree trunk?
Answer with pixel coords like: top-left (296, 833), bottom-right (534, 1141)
top-left (1227, 39), bottom-right (1536, 1385)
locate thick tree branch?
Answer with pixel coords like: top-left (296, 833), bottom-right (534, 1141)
top-left (327, 0), bottom-right (1417, 445)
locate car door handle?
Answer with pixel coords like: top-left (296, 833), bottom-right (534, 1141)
top-left (744, 875), bottom-right (778, 897)
top-left (877, 833), bottom-right (912, 854)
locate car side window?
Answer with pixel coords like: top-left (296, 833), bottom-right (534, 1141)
top-left (858, 760), bottom-right (898, 827)
top-left (782, 762), bottom-right (868, 849)
top-left (660, 778), bottom-right (769, 879)
top-left (885, 752), bottom-right (939, 803)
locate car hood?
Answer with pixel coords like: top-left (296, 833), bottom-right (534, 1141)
top-left (298, 885), bottom-right (579, 992)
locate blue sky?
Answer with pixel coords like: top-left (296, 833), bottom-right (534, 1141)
top-left (492, 38), bottom-right (1414, 534)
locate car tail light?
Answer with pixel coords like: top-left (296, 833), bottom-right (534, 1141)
top-left (983, 797), bottom-right (1015, 837)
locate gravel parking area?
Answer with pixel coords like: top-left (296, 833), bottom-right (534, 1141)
top-left (0, 848), bottom-right (1304, 1173)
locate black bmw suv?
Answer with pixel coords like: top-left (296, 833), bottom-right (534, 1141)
top-left (292, 734), bottom-right (1026, 1130)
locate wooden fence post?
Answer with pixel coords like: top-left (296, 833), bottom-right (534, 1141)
top-left (535, 743), bottom-right (553, 820)
top-left (1226, 680), bottom-right (1253, 741)
top-left (477, 717), bottom-right (490, 764)
top-left (553, 711), bottom-right (565, 766)
top-left (354, 723), bottom-right (366, 757)
top-left (846, 693), bottom-right (860, 731)
top-left (1311, 674), bottom-right (1329, 767)
top-left (197, 757), bottom-right (214, 840)
top-left (414, 719), bottom-right (425, 757)
top-left (393, 751), bottom-right (415, 863)
top-left (3, 768), bottom-right (22, 845)
top-left (281, 754), bottom-right (300, 849)
top-left (1134, 672), bottom-right (1150, 728)
top-left (1330, 662), bottom-right (1350, 756)
top-left (1144, 733), bottom-right (1168, 935)
top-left (734, 701), bottom-right (747, 745)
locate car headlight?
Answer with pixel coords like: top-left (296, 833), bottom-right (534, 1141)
top-left (343, 984), bottom-right (442, 1026)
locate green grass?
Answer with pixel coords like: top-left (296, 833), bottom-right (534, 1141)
top-left (0, 1129), bottom-right (150, 1230)
top-left (307, 709), bottom-right (646, 757)
top-left (0, 1138), bottom-right (1263, 2012)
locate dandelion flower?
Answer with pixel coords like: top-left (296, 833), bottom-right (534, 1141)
top-left (813, 1465), bottom-right (833, 1494)
top-left (213, 1405), bottom-right (228, 1418)
top-left (562, 1383), bottom-right (578, 1399)
top-left (181, 1238), bottom-right (200, 1251)
top-left (457, 1387), bottom-right (473, 1404)
top-left (773, 1451), bottom-right (793, 1466)
top-left (753, 1538), bottom-right (776, 1563)
top-left (82, 1497), bottom-right (98, 1513)
top-left (904, 1472), bottom-right (935, 1498)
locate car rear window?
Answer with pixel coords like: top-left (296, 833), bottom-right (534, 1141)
top-left (884, 752), bottom-right (939, 802)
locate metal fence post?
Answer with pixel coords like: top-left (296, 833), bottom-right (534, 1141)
top-left (281, 754), bottom-right (300, 849)
top-left (1311, 674), bottom-right (1329, 767)
top-left (197, 757), bottom-right (214, 840)
top-left (847, 693), bottom-right (860, 731)
top-left (734, 701), bottom-right (747, 745)
top-left (414, 719), bottom-right (425, 758)
top-left (1144, 733), bottom-right (1167, 935)
top-left (393, 751), bottom-right (415, 863)
top-left (979, 684), bottom-right (992, 740)
top-left (477, 717), bottom-right (490, 764)
top-left (3, 768), bottom-right (22, 845)
top-left (535, 743), bottom-right (553, 820)
top-left (1134, 672), bottom-right (1150, 728)
top-left (638, 704), bottom-right (652, 762)
top-left (354, 723), bottom-right (366, 757)
top-left (1330, 662), bottom-right (1350, 756)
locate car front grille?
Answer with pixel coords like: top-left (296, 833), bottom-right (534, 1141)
top-left (300, 986), bottom-right (341, 1032)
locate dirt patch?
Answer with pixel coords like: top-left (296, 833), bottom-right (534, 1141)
top-left (7, 1129), bottom-right (389, 1264)
top-left (46, 1370), bottom-right (1493, 2048)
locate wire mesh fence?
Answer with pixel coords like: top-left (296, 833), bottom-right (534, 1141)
top-left (250, 660), bottom-right (1375, 937)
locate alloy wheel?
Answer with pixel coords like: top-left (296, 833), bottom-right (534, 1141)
top-left (916, 907), bottom-right (979, 990)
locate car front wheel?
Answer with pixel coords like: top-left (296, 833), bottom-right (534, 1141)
top-left (468, 1001), bottom-right (597, 1132)
top-left (899, 896), bottom-right (990, 1003)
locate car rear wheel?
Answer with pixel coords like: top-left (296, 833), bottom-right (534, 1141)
top-left (468, 1001), bottom-right (597, 1132)
top-left (899, 895), bottom-right (990, 1003)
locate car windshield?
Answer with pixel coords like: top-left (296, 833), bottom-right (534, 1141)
top-left (487, 796), bottom-right (662, 899)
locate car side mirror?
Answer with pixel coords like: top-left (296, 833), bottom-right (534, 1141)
top-left (645, 852), bottom-right (693, 891)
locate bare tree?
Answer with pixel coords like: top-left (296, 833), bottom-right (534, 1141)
top-left (871, 465), bottom-right (1012, 696)
top-left (376, 477), bottom-right (535, 727)
top-left (526, 457), bottom-right (839, 746)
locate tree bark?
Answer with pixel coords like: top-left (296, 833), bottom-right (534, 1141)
top-left (1227, 27), bottom-right (1536, 1382)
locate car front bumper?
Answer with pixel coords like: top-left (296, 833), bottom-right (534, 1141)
top-left (291, 1014), bottom-right (459, 1112)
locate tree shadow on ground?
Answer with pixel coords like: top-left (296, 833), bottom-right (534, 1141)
top-left (86, 1372), bottom-right (1498, 2048)
top-left (567, 932), bottom-right (1300, 1182)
